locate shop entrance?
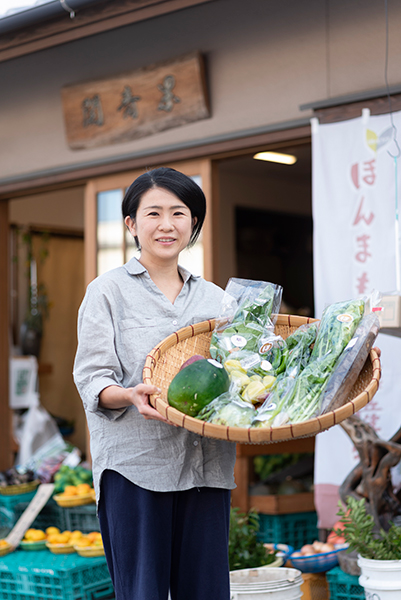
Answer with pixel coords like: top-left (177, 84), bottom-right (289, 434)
top-left (217, 141), bottom-right (313, 316)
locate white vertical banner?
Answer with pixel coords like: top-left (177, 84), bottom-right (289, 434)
top-left (312, 110), bottom-right (401, 529)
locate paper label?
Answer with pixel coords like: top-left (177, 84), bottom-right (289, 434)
top-left (231, 335), bottom-right (247, 348)
top-left (260, 360), bottom-right (273, 371)
top-left (260, 342), bottom-right (272, 354)
top-left (240, 355), bottom-right (260, 370)
top-left (337, 313), bottom-right (354, 323)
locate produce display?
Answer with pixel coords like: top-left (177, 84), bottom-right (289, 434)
top-left (0, 467), bottom-right (36, 489)
top-left (166, 278), bottom-right (380, 428)
top-left (53, 465), bottom-right (93, 493)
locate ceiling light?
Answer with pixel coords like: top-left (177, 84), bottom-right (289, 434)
top-left (253, 151), bottom-right (297, 165)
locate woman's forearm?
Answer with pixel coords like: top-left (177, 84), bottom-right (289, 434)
top-left (99, 385), bottom-right (133, 409)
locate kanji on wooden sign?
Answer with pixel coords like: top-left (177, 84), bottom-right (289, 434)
top-left (61, 52), bottom-right (210, 150)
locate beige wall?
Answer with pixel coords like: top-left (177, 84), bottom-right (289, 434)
top-left (2, 0), bottom-right (401, 181)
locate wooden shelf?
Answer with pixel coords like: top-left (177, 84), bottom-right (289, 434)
top-left (232, 438), bottom-right (316, 513)
top-left (249, 492), bottom-right (315, 515)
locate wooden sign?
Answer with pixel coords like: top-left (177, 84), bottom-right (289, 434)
top-left (61, 52), bottom-right (210, 150)
top-left (6, 483), bottom-right (54, 549)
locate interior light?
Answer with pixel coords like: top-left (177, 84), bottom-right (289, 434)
top-left (253, 151), bottom-right (297, 165)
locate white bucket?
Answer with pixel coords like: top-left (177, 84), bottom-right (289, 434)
top-left (358, 555), bottom-right (401, 600)
top-left (230, 567), bottom-right (303, 600)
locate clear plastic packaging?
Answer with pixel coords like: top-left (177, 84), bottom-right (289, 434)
top-left (318, 312), bottom-right (380, 415)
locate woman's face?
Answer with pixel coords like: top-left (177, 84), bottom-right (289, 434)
top-left (125, 186), bottom-right (195, 265)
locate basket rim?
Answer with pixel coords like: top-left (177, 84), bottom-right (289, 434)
top-left (143, 315), bottom-right (381, 444)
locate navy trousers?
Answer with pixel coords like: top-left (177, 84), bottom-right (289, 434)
top-left (98, 470), bottom-right (231, 600)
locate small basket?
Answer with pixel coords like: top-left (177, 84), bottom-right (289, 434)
top-left (20, 539), bottom-right (47, 551)
top-left (46, 541), bottom-right (76, 554)
top-left (0, 541), bottom-right (12, 557)
top-left (74, 545), bottom-right (105, 557)
top-left (289, 545), bottom-right (348, 573)
top-left (53, 492), bottom-right (95, 508)
top-left (0, 480), bottom-right (40, 496)
top-left (143, 316), bottom-right (381, 444)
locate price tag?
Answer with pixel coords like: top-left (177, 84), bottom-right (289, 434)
top-left (6, 483), bottom-right (55, 549)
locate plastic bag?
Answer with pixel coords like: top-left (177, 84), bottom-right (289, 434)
top-left (196, 392), bottom-right (256, 427)
top-left (16, 404), bottom-right (61, 467)
top-left (210, 278), bottom-right (283, 363)
top-left (318, 312), bottom-right (380, 415)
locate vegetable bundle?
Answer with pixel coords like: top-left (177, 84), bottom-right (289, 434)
top-left (195, 287), bottom-right (377, 428)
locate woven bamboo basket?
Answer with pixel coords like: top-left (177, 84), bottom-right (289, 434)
top-left (74, 545), bottom-right (105, 557)
top-left (143, 316), bottom-right (381, 444)
top-left (53, 492), bottom-right (95, 507)
top-left (0, 479), bottom-right (40, 496)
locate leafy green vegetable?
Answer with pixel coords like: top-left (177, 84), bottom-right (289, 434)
top-left (258, 300), bottom-right (364, 426)
top-left (196, 392), bottom-right (255, 427)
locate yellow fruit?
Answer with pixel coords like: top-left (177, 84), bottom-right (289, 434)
top-left (74, 536), bottom-right (91, 547)
top-left (47, 534), bottom-right (60, 544)
top-left (46, 527), bottom-right (60, 536)
top-left (30, 530), bottom-right (46, 541)
top-left (0, 539), bottom-right (9, 547)
top-left (87, 531), bottom-right (101, 543)
top-left (55, 533), bottom-right (70, 544)
top-left (70, 531), bottom-right (83, 540)
top-left (76, 483), bottom-right (91, 495)
top-left (24, 528), bottom-right (37, 541)
top-left (92, 539), bottom-right (103, 547)
top-left (63, 486), bottom-right (78, 496)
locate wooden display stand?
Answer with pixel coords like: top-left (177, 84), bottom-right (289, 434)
top-left (231, 437), bottom-right (315, 514)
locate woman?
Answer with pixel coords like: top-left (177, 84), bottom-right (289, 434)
top-left (73, 167), bottom-right (236, 600)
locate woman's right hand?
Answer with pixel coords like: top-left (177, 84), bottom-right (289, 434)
top-left (128, 383), bottom-right (168, 422)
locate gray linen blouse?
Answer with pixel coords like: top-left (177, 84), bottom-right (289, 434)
top-left (73, 257), bottom-right (236, 500)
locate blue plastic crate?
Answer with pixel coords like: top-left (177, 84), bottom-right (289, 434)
top-left (0, 549), bottom-right (114, 600)
top-left (326, 566), bottom-right (365, 600)
top-left (256, 511), bottom-right (318, 549)
top-left (0, 490), bottom-right (38, 530)
top-left (13, 499), bottom-right (67, 532)
top-left (63, 504), bottom-right (100, 533)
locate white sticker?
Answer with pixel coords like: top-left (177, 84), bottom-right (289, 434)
top-left (337, 313), bottom-right (354, 323)
top-left (260, 360), bottom-right (273, 371)
top-left (260, 341), bottom-right (273, 354)
top-left (345, 337), bottom-right (358, 350)
top-left (231, 335), bottom-right (247, 348)
top-left (264, 402), bottom-right (276, 411)
top-left (207, 358), bottom-right (223, 369)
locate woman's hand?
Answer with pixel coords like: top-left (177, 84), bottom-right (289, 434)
top-left (99, 383), bottom-right (168, 422)
top-left (128, 383), bottom-right (168, 422)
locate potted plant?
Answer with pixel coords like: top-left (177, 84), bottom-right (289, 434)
top-left (337, 496), bottom-right (401, 599)
top-left (229, 508), bottom-right (279, 571)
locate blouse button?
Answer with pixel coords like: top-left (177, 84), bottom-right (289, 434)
top-left (172, 320), bottom-right (178, 326)
top-left (193, 440), bottom-right (199, 446)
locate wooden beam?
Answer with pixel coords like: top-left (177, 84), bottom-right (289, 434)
top-left (0, 125), bottom-right (311, 200)
top-left (314, 93), bottom-right (401, 124)
top-left (0, 0), bottom-right (214, 63)
top-left (0, 200), bottom-right (12, 470)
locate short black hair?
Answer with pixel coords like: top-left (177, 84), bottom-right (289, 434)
top-left (122, 167), bottom-right (206, 248)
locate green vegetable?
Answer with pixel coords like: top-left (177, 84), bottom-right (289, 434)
top-left (229, 508), bottom-right (276, 570)
top-left (196, 392), bottom-right (255, 426)
top-left (267, 299), bottom-right (365, 425)
top-left (53, 465), bottom-right (93, 493)
top-left (167, 358), bottom-right (230, 417)
top-left (233, 282), bottom-right (279, 328)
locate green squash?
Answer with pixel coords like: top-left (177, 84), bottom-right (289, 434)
top-left (168, 358), bottom-right (230, 417)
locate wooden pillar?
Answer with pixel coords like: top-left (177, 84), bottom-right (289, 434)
top-left (0, 200), bottom-right (12, 470)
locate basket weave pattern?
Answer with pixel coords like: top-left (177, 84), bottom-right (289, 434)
top-left (143, 316), bottom-right (381, 444)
